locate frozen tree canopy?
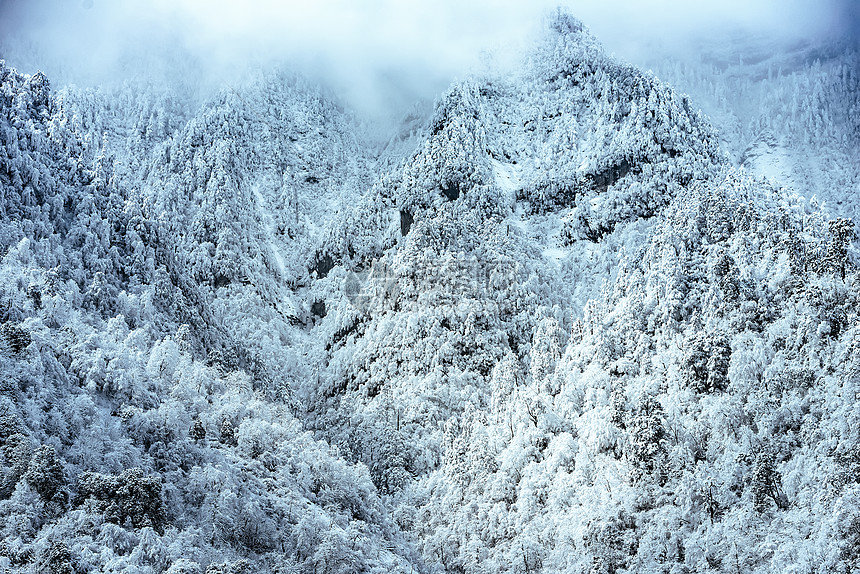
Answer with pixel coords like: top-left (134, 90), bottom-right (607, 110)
top-left (1, 6), bottom-right (859, 574)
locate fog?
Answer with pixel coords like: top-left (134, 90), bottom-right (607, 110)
top-left (1, 0), bottom-right (856, 124)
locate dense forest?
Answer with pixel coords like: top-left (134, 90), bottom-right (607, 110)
top-left (1, 11), bottom-right (859, 574)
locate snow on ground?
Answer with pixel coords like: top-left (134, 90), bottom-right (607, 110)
top-left (492, 158), bottom-right (522, 200)
top-left (740, 131), bottom-right (797, 190)
top-left (252, 183), bottom-right (287, 277)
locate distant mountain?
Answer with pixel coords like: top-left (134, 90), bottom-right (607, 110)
top-left (1, 11), bottom-right (858, 574)
top-left (646, 35), bottom-right (860, 222)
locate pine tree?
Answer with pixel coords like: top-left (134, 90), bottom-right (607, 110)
top-left (23, 445), bottom-right (64, 501)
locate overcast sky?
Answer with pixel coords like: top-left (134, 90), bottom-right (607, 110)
top-left (1, 0), bottom-right (856, 121)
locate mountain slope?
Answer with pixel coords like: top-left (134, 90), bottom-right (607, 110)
top-left (308, 16), bottom-right (859, 573)
top-left (312, 10), bottom-right (723, 492)
top-left (647, 37), bottom-right (860, 223)
top-left (0, 60), bottom-right (423, 573)
top-left (1, 11), bottom-right (859, 574)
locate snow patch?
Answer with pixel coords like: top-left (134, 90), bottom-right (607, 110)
top-left (542, 246), bottom-right (567, 266)
top-left (741, 132), bottom-right (797, 190)
top-left (253, 183), bottom-right (287, 277)
top-left (492, 159), bottom-right (521, 201)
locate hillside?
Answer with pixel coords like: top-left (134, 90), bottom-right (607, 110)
top-left (1, 11), bottom-right (859, 574)
top-left (645, 35), bottom-right (860, 222)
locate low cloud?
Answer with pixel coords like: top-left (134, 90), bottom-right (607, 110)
top-left (0, 0), bottom-right (853, 123)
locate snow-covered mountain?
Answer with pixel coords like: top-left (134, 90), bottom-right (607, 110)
top-left (644, 34), bottom-right (860, 222)
top-left (1, 11), bottom-right (859, 574)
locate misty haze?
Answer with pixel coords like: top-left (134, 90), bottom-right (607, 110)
top-left (0, 1), bottom-right (859, 573)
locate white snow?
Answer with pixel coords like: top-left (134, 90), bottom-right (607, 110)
top-left (542, 246), bottom-right (567, 265)
top-left (492, 159), bottom-right (521, 201)
top-left (253, 183), bottom-right (287, 276)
